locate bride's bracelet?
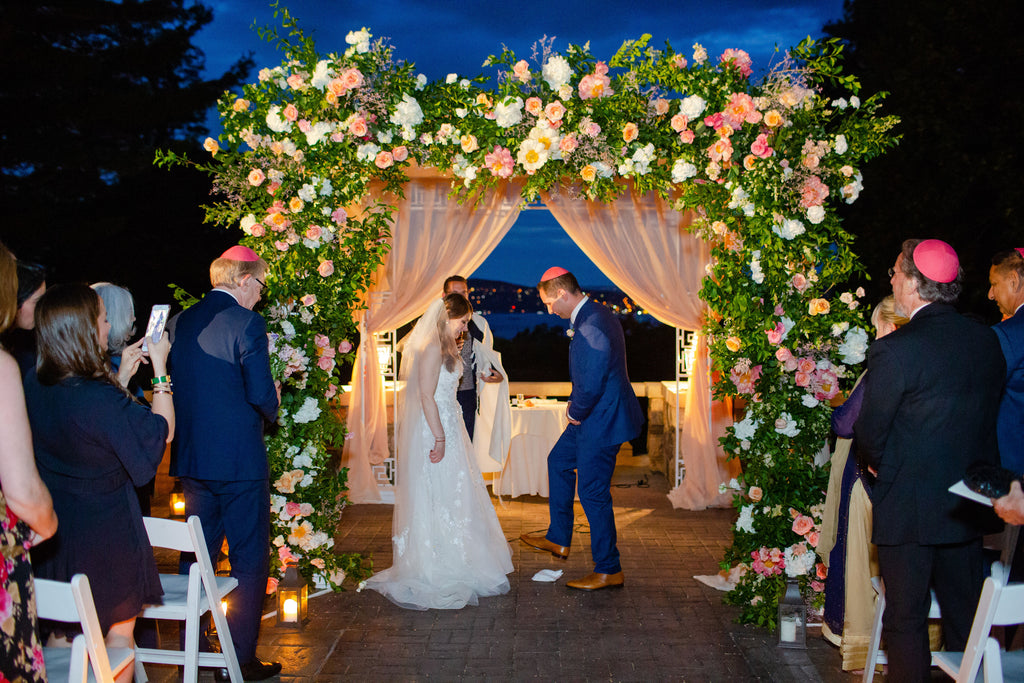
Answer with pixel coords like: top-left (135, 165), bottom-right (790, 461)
top-left (434, 436), bottom-right (445, 442)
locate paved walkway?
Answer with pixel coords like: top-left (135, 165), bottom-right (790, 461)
top-left (227, 462), bottom-right (854, 682)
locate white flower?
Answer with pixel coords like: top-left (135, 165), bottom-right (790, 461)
top-left (750, 251), bottom-right (765, 284)
top-left (784, 545), bottom-right (816, 577)
top-left (459, 78), bottom-right (470, 89)
top-left (592, 161), bottom-right (614, 178)
top-left (494, 97), bottom-right (524, 128)
top-left (806, 205), bottom-right (826, 224)
top-left (415, 74), bottom-right (427, 90)
top-left (356, 142), bottom-right (380, 162)
top-left (542, 55), bottom-right (573, 90)
top-left (842, 173), bottom-right (864, 204)
top-left (801, 394), bottom-right (820, 408)
top-left (850, 95), bottom-right (861, 108)
top-left (839, 326), bottom-right (869, 364)
top-left (617, 159), bottom-right (636, 176)
top-left (280, 320), bottom-right (296, 337)
top-left (293, 397), bottom-right (322, 424)
top-left (692, 43), bottom-right (708, 65)
top-left (293, 453), bottom-right (314, 469)
top-left (517, 138), bottom-right (549, 172)
top-left (631, 143), bottom-right (656, 174)
top-left (310, 60), bottom-right (333, 90)
top-left (345, 28), bottom-right (370, 54)
top-left (298, 183), bottom-right (316, 203)
top-left (319, 178), bottom-right (333, 196)
top-left (773, 218), bottom-right (806, 240)
top-left (558, 83), bottom-right (574, 100)
top-left (671, 159), bottom-right (698, 183)
top-left (834, 134), bottom-right (848, 154)
top-left (728, 184), bottom-right (755, 216)
top-left (832, 97), bottom-right (848, 109)
top-left (455, 108), bottom-right (468, 118)
top-left (445, 73), bottom-right (458, 84)
top-left (265, 106), bottom-right (292, 133)
top-left (390, 93), bottom-right (424, 129)
top-left (733, 416), bottom-right (760, 441)
top-left (679, 94), bottom-right (707, 120)
top-left (774, 412), bottom-right (801, 437)
top-left (736, 505), bottom-right (755, 533)
top-left (240, 214), bottom-right (258, 235)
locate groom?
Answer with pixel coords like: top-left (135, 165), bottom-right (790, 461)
top-left (520, 267), bottom-right (643, 590)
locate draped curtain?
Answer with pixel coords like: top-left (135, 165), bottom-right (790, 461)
top-left (542, 186), bottom-right (739, 510)
top-left (342, 176), bottom-right (523, 503)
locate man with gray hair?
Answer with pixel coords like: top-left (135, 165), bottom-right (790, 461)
top-left (855, 239), bottom-right (1004, 682)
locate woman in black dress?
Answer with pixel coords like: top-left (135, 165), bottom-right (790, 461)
top-left (24, 283), bottom-right (174, 650)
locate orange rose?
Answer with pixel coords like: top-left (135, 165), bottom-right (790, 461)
top-left (580, 165), bottom-right (597, 183)
top-left (764, 110), bottom-right (783, 127)
top-left (288, 197), bottom-right (304, 213)
top-left (203, 137), bottom-right (219, 156)
top-left (725, 336), bottom-right (742, 352)
top-left (622, 122), bottom-right (639, 143)
top-left (808, 298), bottom-right (831, 316)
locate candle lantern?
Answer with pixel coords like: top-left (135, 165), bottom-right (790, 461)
top-left (777, 579), bottom-right (806, 649)
top-left (168, 479), bottom-right (186, 518)
top-left (276, 565), bottom-right (308, 628)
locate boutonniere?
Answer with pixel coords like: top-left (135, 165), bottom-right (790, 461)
top-left (566, 328), bottom-right (575, 338)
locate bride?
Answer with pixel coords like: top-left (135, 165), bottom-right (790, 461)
top-left (362, 293), bottom-right (513, 609)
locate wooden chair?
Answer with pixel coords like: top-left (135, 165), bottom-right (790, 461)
top-left (133, 515), bottom-right (242, 683)
top-left (933, 575), bottom-right (1024, 682)
top-left (34, 573), bottom-right (135, 683)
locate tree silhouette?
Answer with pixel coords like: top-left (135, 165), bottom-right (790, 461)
top-left (0, 0), bottom-right (253, 312)
top-left (824, 0), bottom-right (1023, 318)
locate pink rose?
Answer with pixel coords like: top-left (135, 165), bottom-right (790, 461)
top-left (584, 121), bottom-right (601, 137)
top-left (652, 98), bottom-right (670, 116)
top-left (512, 59), bottom-right (531, 82)
top-left (544, 101), bottom-right (566, 122)
top-left (285, 501), bottom-right (303, 516)
top-left (784, 357), bottom-right (799, 372)
top-left (794, 371), bottom-right (811, 387)
top-left (811, 580), bottom-right (825, 592)
top-left (525, 97), bottom-right (543, 117)
top-left (286, 74), bottom-right (305, 89)
top-left (792, 273), bottom-right (809, 293)
top-left (305, 225), bottom-right (322, 240)
top-left (325, 383), bottom-right (338, 399)
top-left (806, 531), bottom-right (821, 548)
top-left (349, 116), bottom-right (368, 137)
top-left (317, 260), bottom-right (335, 277)
top-left (798, 358), bottom-right (816, 374)
top-left (266, 576), bottom-right (279, 593)
top-left (283, 104), bottom-right (299, 122)
top-left (392, 145), bottom-right (408, 162)
top-left (750, 133), bottom-right (773, 159)
top-left (375, 151), bottom-right (394, 169)
top-left (338, 340), bottom-right (353, 353)
top-left (670, 113), bottom-right (689, 132)
top-left (816, 562), bottom-right (828, 580)
top-left (559, 134), bottom-right (578, 154)
top-left (775, 347), bottom-right (792, 363)
top-left (719, 48), bottom-right (753, 77)
top-left (301, 294), bottom-right (316, 306)
top-left (317, 356), bottom-right (335, 372)
top-left (679, 130), bottom-right (695, 144)
top-left (765, 322), bottom-right (785, 345)
top-left (748, 486), bottom-right (763, 502)
top-left (331, 207), bottom-right (348, 226)
top-left (278, 545), bottom-right (298, 563)
top-left (340, 68), bottom-right (364, 91)
top-left (314, 333), bottom-right (330, 349)
top-left (249, 224), bottom-right (265, 237)
top-left (792, 515), bottom-right (814, 536)
top-left (297, 119), bottom-right (312, 133)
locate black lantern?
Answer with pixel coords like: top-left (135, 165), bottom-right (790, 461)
top-left (276, 565), bottom-right (308, 628)
top-left (777, 579), bottom-right (806, 648)
top-left (168, 479), bottom-right (186, 519)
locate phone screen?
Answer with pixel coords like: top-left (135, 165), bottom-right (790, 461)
top-left (142, 304), bottom-right (169, 352)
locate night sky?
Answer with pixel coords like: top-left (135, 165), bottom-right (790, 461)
top-left (195, 0), bottom-right (846, 287)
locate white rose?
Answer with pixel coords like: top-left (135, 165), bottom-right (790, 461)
top-left (671, 159), bottom-right (697, 183)
top-left (735, 505), bottom-right (755, 534)
top-left (679, 95), bottom-right (707, 120)
top-left (445, 73), bottom-right (458, 84)
top-left (390, 93), bottom-right (424, 129)
top-left (801, 394), bottom-right (820, 408)
top-left (304, 121), bottom-right (332, 146)
top-left (733, 416), bottom-right (760, 441)
top-left (415, 74), bottom-right (427, 91)
top-left (240, 214), bottom-right (257, 234)
top-left (542, 55), bottom-right (573, 90)
top-left (834, 134), bottom-right (848, 154)
top-left (265, 106), bottom-right (292, 133)
top-left (839, 326), bottom-right (869, 364)
top-left (806, 205), bottom-right (826, 224)
top-left (345, 28), bottom-right (370, 54)
top-left (494, 97), bottom-right (524, 128)
top-left (310, 60), bottom-right (333, 90)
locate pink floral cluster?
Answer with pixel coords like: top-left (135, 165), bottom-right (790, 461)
top-left (729, 358), bottom-right (763, 394)
top-left (774, 348), bottom-right (840, 401)
top-left (751, 546), bottom-right (784, 576)
top-left (314, 333), bottom-right (337, 373)
top-left (719, 48), bottom-right (753, 77)
top-left (578, 61), bottom-right (613, 100)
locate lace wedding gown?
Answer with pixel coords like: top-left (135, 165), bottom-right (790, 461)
top-left (362, 360), bottom-right (513, 610)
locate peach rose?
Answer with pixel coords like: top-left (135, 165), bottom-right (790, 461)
top-left (301, 294), bottom-right (316, 306)
top-left (763, 110), bottom-right (783, 127)
top-left (203, 137), bottom-right (219, 155)
top-left (525, 97), bottom-right (543, 117)
top-left (460, 134), bottom-right (479, 153)
top-left (808, 298), bottom-right (831, 316)
top-left (775, 347), bottom-right (792, 363)
top-left (545, 101), bottom-right (566, 122)
top-left (679, 129), bottom-right (695, 144)
top-left (349, 116), bottom-right (368, 137)
top-left (283, 103), bottom-right (299, 122)
top-left (232, 98), bottom-right (250, 113)
top-left (622, 122), bottom-right (639, 143)
top-left (806, 531), bottom-right (820, 548)
top-left (289, 197), bottom-right (304, 212)
top-left (512, 59), bottom-right (531, 82)
top-left (580, 165), bottom-right (597, 183)
top-left (748, 486), bottom-right (763, 502)
top-left (375, 151), bottom-right (394, 169)
top-left (725, 336), bottom-right (742, 352)
top-left (792, 515), bottom-right (814, 536)
top-left (670, 113), bottom-right (688, 132)
top-left (247, 169), bottom-right (266, 186)
top-left (559, 134), bottom-right (578, 154)
top-left (652, 98), bottom-right (670, 116)
top-left (816, 563), bottom-right (828, 580)
top-left (392, 145), bottom-right (409, 162)
top-left (317, 260), bottom-right (335, 277)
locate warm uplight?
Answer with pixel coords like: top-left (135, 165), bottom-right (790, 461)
top-left (220, 599), bottom-right (228, 615)
top-left (282, 598), bottom-right (298, 619)
top-left (173, 500), bottom-right (186, 514)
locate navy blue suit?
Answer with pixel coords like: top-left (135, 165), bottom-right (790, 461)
top-left (168, 290), bottom-right (278, 664)
top-left (995, 307), bottom-right (1024, 474)
top-left (547, 298), bottom-right (643, 574)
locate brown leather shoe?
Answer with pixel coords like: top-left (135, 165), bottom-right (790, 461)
top-left (519, 533), bottom-right (569, 559)
top-left (566, 572), bottom-right (625, 590)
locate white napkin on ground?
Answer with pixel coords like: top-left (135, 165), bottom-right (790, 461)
top-left (532, 569), bottom-right (563, 582)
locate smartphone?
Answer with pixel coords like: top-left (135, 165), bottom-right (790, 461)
top-left (141, 304), bottom-right (170, 353)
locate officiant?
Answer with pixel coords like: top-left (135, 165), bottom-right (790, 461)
top-left (442, 276), bottom-right (511, 476)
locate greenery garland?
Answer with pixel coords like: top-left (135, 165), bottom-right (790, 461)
top-left (158, 5), bottom-right (899, 623)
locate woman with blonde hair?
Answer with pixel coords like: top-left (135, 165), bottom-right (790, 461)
top-left (24, 283), bottom-right (173, 650)
top-left (820, 295), bottom-right (907, 669)
top-left (0, 241), bottom-right (58, 682)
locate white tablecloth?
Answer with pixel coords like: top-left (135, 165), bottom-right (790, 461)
top-left (492, 401), bottom-right (568, 497)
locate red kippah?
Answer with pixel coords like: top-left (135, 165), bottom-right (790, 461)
top-left (1016, 247), bottom-right (1024, 260)
top-left (219, 245), bottom-right (260, 262)
top-left (540, 266), bottom-right (569, 282)
top-left (912, 239), bottom-right (958, 283)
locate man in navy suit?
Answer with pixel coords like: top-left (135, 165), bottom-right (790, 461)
top-left (855, 239), bottom-right (1004, 682)
top-left (989, 248), bottom-right (1024, 475)
top-left (520, 267), bottom-right (643, 591)
top-left (169, 245), bottom-right (281, 681)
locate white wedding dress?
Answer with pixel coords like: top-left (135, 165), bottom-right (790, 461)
top-left (362, 350), bottom-right (513, 610)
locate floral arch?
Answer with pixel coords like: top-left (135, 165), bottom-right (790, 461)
top-left (161, 8), bottom-right (899, 626)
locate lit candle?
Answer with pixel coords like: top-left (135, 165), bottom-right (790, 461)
top-left (282, 598), bottom-right (298, 620)
top-left (173, 500), bottom-right (185, 514)
top-left (780, 616), bottom-right (797, 642)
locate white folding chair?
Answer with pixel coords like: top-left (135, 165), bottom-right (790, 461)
top-left (133, 515), bottom-right (242, 683)
top-left (34, 573), bottom-right (135, 683)
top-left (933, 575), bottom-right (1024, 682)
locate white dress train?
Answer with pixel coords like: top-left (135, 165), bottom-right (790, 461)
top-left (362, 360), bottom-right (513, 610)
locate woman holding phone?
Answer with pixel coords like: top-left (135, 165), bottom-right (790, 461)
top-left (23, 283), bottom-right (174, 650)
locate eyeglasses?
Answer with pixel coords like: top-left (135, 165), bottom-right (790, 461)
top-left (888, 267), bottom-right (896, 278)
top-left (253, 277), bottom-right (266, 291)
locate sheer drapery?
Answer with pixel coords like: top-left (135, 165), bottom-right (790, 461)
top-left (542, 186), bottom-right (738, 510)
top-left (342, 177), bottom-right (523, 503)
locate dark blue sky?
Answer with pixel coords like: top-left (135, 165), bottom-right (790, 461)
top-left (196, 0), bottom-right (846, 286)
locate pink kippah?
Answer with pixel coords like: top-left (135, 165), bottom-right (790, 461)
top-left (540, 266), bottom-right (569, 282)
top-left (912, 239), bottom-right (958, 283)
top-left (219, 245), bottom-right (260, 262)
top-left (1016, 247), bottom-right (1024, 259)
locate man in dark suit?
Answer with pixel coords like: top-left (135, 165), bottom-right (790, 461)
top-left (855, 239), bottom-right (1005, 682)
top-left (988, 248), bottom-right (1024, 475)
top-left (169, 245), bottom-right (281, 681)
top-left (520, 267), bottom-right (644, 591)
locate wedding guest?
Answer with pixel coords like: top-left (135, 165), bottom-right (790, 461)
top-left (820, 296), bottom-right (906, 670)
top-left (1, 259), bottom-right (45, 374)
top-left (854, 239), bottom-right (1004, 682)
top-left (988, 248), bottom-right (1024, 475)
top-left (24, 283), bottom-right (173, 650)
top-left (0, 241), bottom-right (57, 683)
top-left (168, 245), bottom-right (281, 681)
top-left (993, 480), bottom-right (1024, 525)
top-left (362, 293), bottom-right (513, 609)
top-left (520, 267), bottom-right (643, 591)
top-left (442, 276), bottom-right (510, 473)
